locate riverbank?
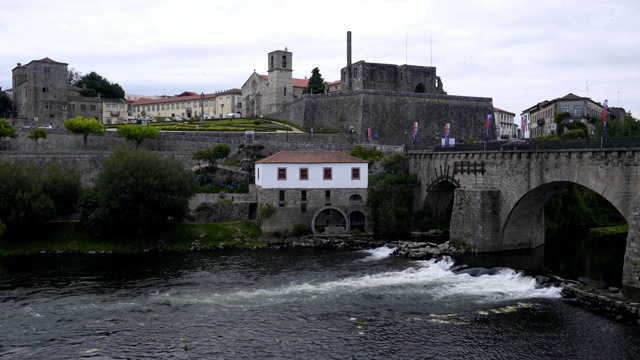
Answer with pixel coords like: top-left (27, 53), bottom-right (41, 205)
top-left (562, 284), bottom-right (640, 326)
top-left (0, 221), bottom-right (264, 255)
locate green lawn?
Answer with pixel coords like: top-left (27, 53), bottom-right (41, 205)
top-left (110, 118), bottom-right (291, 132)
top-left (0, 221), bottom-right (265, 255)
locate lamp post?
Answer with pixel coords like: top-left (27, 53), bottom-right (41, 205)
top-left (200, 92), bottom-right (205, 123)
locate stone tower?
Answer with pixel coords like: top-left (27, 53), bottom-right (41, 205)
top-left (12, 57), bottom-right (69, 125)
top-left (266, 48), bottom-right (293, 113)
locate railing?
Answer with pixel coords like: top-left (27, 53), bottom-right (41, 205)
top-left (406, 137), bottom-right (640, 153)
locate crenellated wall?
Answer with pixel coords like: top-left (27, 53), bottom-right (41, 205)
top-left (408, 148), bottom-right (640, 289)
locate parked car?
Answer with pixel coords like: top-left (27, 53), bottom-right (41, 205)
top-left (39, 124), bottom-right (53, 129)
top-left (500, 139), bottom-right (530, 150)
top-left (173, 117), bottom-right (182, 122)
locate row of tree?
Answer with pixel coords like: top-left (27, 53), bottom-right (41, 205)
top-left (0, 117), bottom-right (159, 149)
top-left (0, 147), bottom-right (197, 238)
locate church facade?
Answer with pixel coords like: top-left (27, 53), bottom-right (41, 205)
top-left (241, 48), bottom-right (308, 117)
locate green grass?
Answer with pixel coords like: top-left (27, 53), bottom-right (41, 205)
top-left (588, 224), bottom-right (629, 236)
top-left (0, 220), bottom-right (265, 256)
top-left (108, 119), bottom-right (292, 132)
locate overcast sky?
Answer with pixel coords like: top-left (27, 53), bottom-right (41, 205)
top-left (2, 0), bottom-right (639, 121)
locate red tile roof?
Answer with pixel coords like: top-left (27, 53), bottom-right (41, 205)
top-left (131, 89), bottom-right (241, 105)
top-left (257, 74), bottom-right (308, 88)
top-left (255, 151), bottom-right (367, 164)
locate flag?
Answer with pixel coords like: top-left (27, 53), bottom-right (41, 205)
top-left (602, 100), bottom-right (608, 138)
top-left (485, 114), bottom-right (492, 142)
top-left (521, 114), bottom-right (527, 139)
top-left (412, 122), bottom-right (418, 145)
top-left (444, 123), bottom-right (450, 146)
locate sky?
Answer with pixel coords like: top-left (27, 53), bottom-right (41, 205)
top-left (2, 0), bottom-right (639, 121)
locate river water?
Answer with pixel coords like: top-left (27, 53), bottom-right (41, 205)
top-left (1, 244), bottom-right (639, 359)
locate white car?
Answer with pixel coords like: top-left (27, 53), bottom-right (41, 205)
top-left (39, 125), bottom-right (53, 129)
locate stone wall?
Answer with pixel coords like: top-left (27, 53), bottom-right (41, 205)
top-left (257, 187), bottom-right (368, 234)
top-left (277, 90), bottom-right (494, 146)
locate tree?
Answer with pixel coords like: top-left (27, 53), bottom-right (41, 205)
top-left (0, 118), bottom-right (18, 140)
top-left (64, 116), bottom-right (106, 149)
top-left (43, 162), bottom-right (82, 215)
top-left (0, 161), bottom-right (81, 234)
top-left (367, 152), bottom-right (419, 236)
top-left (68, 67), bottom-right (83, 86)
top-left (0, 92), bottom-right (13, 118)
top-left (193, 144), bottom-right (231, 171)
top-left (74, 71), bottom-right (125, 99)
top-left (116, 125), bottom-right (160, 149)
top-left (27, 128), bottom-right (48, 143)
top-left (80, 148), bottom-right (198, 236)
top-left (304, 67), bottom-right (325, 94)
top-left (0, 118), bottom-right (18, 150)
top-left (349, 144), bottom-right (383, 164)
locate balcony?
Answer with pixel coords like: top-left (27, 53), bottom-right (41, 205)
top-left (110, 110), bottom-right (120, 116)
top-left (536, 118), bottom-right (545, 125)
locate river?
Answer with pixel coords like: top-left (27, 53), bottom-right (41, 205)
top-left (1, 241), bottom-right (639, 359)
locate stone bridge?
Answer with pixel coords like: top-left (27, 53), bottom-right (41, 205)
top-left (409, 148), bottom-right (640, 289)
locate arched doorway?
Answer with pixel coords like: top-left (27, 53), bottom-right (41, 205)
top-left (349, 211), bottom-right (366, 232)
top-left (414, 83), bottom-right (426, 93)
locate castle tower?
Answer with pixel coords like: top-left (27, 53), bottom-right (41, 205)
top-left (266, 48), bottom-right (293, 113)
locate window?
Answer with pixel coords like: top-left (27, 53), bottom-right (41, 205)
top-left (284, 87), bottom-right (287, 96)
top-left (44, 102), bottom-right (52, 110)
top-left (282, 55), bottom-right (287, 68)
top-left (278, 167), bottom-right (287, 180)
top-left (271, 55), bottom-right (274, 68)
top-left (90, 105), bottom-right (96, 111)
top-left (349, 194), bottom-right (363, 202)
top-left (62, 104), bottom-right (67, 110)
top-left (42, 86), bottom-right (49, 93)
top-left (325, 190), bottom-right (331, 203)
top-left (299, 168), bottom-right (308, 180)
top-left (44, 66), bottom-right (51, 74)
top-left (351, 167), bottom-right (360, 180)
top-left (574, 105), bottom-right (581, 116)
top-left (301, 203), bottom-right (307, 214)
top-left (71, 104), bottom-right (75, 110)
top-left (323, 167), bottom-right (332, 180)
top-left (81, 104), bottom-right (87, 110)
top-left (257, 168), bottom-right (260, 180)
top-left (301, 190), bottom-right (307, 202)
top-left (279, 190), bottom-right (285, 207)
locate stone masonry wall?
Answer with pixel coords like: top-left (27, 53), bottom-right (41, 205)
top-left (277, 90), bottom-right (494, 146)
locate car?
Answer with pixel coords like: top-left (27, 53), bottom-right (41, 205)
top-left (39, 125), bottom-right (53, 129)
top-left (173, 117), bottom-right (182, 122)
top-left (500, 139), bottom-right (530, 150)
top-left (163, 118), bottom-right (170, 122)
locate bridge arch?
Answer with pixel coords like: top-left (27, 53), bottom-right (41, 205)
top-left (422, 175), bottom-right (459, 224)
top-left (408, 149), bottom-right (640, 289)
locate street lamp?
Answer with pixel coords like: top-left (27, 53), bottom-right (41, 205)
top-left (200, 92), bottom-right (205, 123)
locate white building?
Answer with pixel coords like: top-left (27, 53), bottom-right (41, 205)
top-left (494, 107), bottom-right (517, 139)
top-left (255, 151), bottom-right (369, 234)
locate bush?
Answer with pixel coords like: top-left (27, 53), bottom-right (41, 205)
top-left (80, 147), bottom-right (198, 237)
top-left (0, 160), bottom-right (80, 234)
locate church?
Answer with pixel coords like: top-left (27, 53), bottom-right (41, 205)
top-left (241, 48), bottom-right (308, 117)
